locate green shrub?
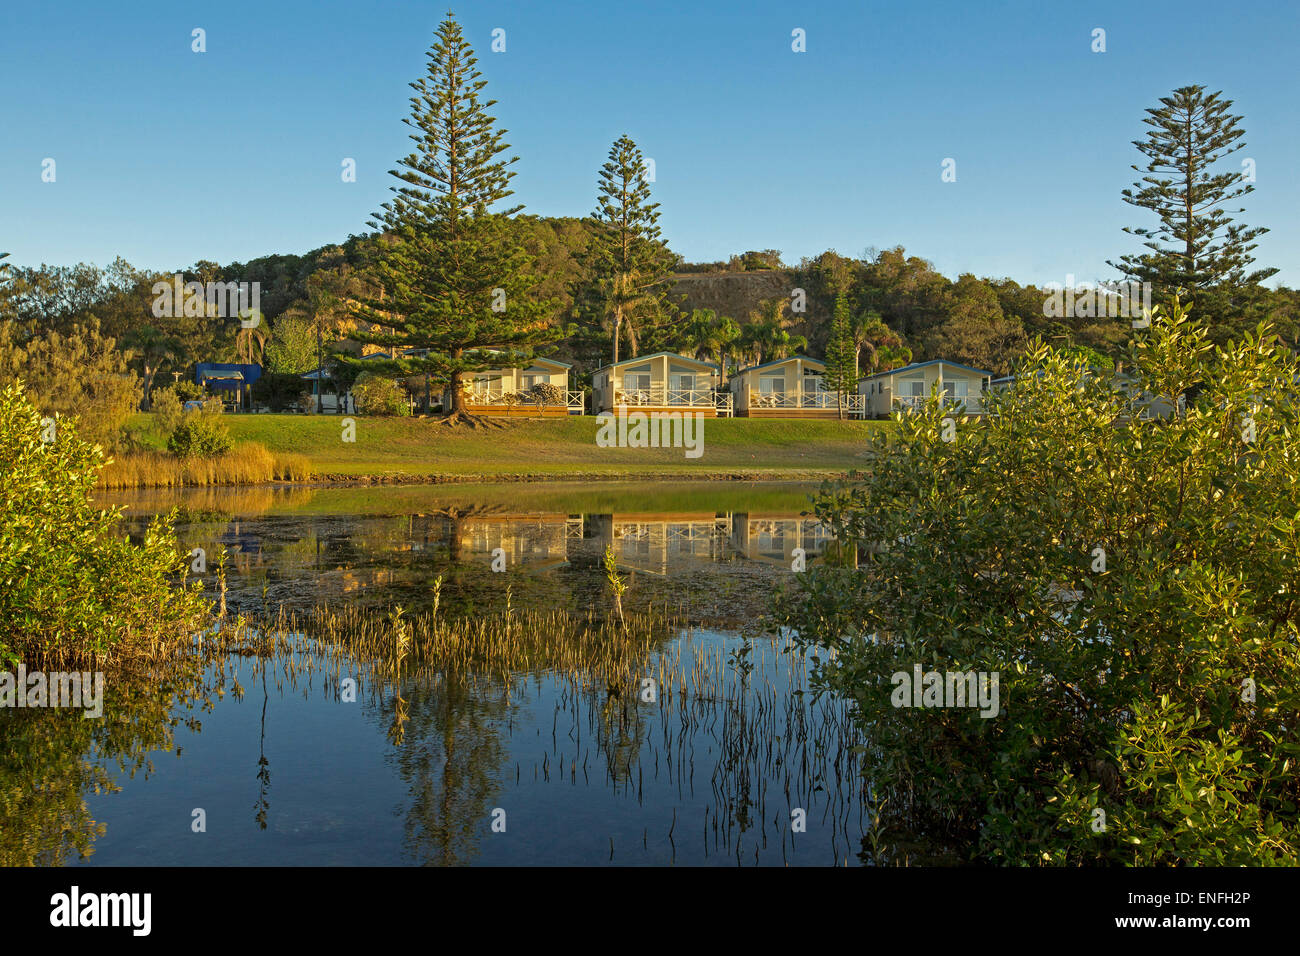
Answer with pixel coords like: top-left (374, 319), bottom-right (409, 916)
top-left (0, 381), bottom-right (208, 667)
top-left (167, 407), bottom-right (234, 458)
top-left (774, 297), bottom-right (1300, 865)
top-left (352, 371), bottom-right (410, 417)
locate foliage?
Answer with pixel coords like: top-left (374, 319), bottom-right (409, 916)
top-left (0, 318), bottom-right (140, 448)
top-left (0, 382), bottom-right (209, 667)
top-left (253, 371), bottom-right (314, 412)
top-left (921, 274), bottom-right (1027, 375)
top-left (773, 296), bottom-right (1300, 864)
top-left (120, 324), bottom-right (183, 410)
top-left (852, 309), bottom-right (909, 375)
top-left (823, 293), bottom-right (860, 413)
top-left (739, 297), bottom-right (807, 365)
top-left (1109, 85), bottom-right (1278, 340)
top-left (730, 250), bottom-right (784, 271)
top-left (149, 384), bottom-right (185, 435)
top-left (346, 14), bottom-right (557, 419)
top-left (265, 314), bottom-right (319, 374)
top-left (678, 308), bottom-right (740, 380)
top-left (352, 370), bottom-right (410, 417)
top-left (167, 405), bottom-right (234, 457)
top-left (585, 135), bottom-right (681, 362)
top-left (175, 380), bottom-right (206, 401)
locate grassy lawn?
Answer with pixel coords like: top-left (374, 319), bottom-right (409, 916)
top-left (127, 412), bottom-right (889, 479)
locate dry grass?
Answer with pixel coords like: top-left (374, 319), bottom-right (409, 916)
top-left (273, 452), bottom-right (312, 481)
top-left (98, 442), bottom-right (313, 489)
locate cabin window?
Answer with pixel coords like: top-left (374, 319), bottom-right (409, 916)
top-left (670, 373), bottom-right (698, 392)
top-left (760, 375), bottom-right (784, 394)
top-left (624, 372), bottom-right (651, 392)
top-left (905, 379), bottom-right (924, 397)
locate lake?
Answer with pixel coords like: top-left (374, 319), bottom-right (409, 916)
top-left (3, 481), bottom-right (873, 866)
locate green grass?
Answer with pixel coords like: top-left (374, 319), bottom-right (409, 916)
top-left (125, 412), bottom-right (889, 479)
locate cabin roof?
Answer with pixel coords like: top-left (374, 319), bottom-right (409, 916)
top-left (734, 355), bottom-right (824, 376)
top-left (593, 352), bottom-right (720, 375)
top-left (860, 358), bottom-right (993, 382)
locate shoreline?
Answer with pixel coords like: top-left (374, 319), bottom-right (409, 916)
top-left (97, 469), bottom-right (854, 491)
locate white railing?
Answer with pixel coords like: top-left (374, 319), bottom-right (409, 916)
top-left (894, 395), bottom-right (985, 415)
top-left (465, 385), bottom-right (584, 412)
top-left (614, 385), bottom-right (719, 408)
top-left (750, 390), bottom-right (865, 415)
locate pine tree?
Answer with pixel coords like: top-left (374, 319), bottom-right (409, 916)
top-left (823, 294), bottom-right (859, 419)
top-left (349, 13), bottom-right (556, 423)
top-left (588, 136), bottom-right (679, 364)
top-left (1109, 85), bottom-right (1277, 338)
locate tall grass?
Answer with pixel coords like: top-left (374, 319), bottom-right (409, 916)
top-left (98, 441), bottom-right (313, 489)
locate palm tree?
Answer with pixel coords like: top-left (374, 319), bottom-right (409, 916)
top-left (235, 313), bottom-right (268, 366)
top-left (599, 269), bottom-right (670, 361)
top-left (739, 298), bottom-right (807, 366)
top-left (851, 310), bottom-right (908, 376)
top-left (679, 308), bottom-right (740, 383)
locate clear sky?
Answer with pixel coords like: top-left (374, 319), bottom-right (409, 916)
top-left (2, 0), bottom-right (1296, 287)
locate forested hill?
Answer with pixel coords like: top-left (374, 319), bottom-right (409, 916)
top-left (4, 217), bottom-right (1298, 390)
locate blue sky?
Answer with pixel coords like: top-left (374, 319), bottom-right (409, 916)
top-left (2, 0), bottom-right (1296, 287)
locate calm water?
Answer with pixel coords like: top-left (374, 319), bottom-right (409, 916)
top-left (4, 482), bottom-right (872, 866)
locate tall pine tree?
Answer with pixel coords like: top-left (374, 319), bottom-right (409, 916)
top-left (1109, 85), bottom-right (1276, 339)
top-left (587, 136), bottom-right (679, 364)
top-left (823, 293), bottom-right (859, 420)
top-left (350, 13), bottom-right (556, 423)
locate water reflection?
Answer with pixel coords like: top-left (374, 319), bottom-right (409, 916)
top-left (3, 482), bottom-right (875, 866)
top-left (127, 506), bottom-right (834, 624)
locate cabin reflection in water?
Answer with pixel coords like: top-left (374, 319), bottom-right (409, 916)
top-left (593, 513), bottom-right (833, 575)
top-left (174, 510), bottom-right (837, 597)
top-left (590, 514), bottom-right (728, 575)
top-left (455, 514), bottom-right (582, 571)
top-left (729, 514), bottom-right (834, 568)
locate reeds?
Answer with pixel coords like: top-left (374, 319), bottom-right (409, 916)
top-left (217, 599), bottom-right (870, 865)
top-left (97, 442), bottom-right (313, 489)
top-left (248, 601), bottom-right (668, 691)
